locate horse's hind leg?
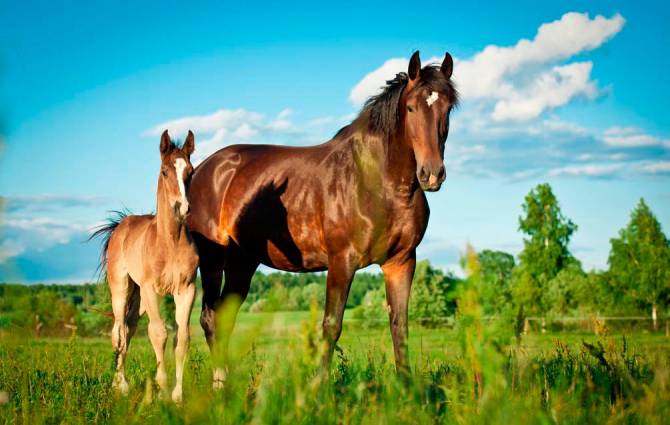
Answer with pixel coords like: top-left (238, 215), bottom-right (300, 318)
top-left (141, 285), bottom-right (168, 394)
top-left (171, 282), bottom-right (196, 403)
top-left (109, 272), bottom-right (132, 394)
top-left (125, 282), bottom-right (142, 349)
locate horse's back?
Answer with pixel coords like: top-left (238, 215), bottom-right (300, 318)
top-left (106, 214), bottom-right (155, 280)
top-left (188, 142), bottom-right (350, 270)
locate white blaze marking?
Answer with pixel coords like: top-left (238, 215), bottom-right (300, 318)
top-left (426, 91), bottom-right (439, 107)
top-left (174, 158), bottom-right (189, 214)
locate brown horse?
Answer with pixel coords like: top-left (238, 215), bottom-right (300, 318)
top-left (91, 131), bottom-right (199, 402)
top-left (187, 51), bottom-right (458, 384)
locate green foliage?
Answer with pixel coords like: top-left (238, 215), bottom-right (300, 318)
top-left (478, 249), bottom-right (515, 314)
top-left (515, 183), bottom-right (579, 315)
top-left (608, 198), bottom-right (670, 320)
top-left (409, 260), bottom-right (459, 326)
top-left (350, 288), bottom-right (387, 326)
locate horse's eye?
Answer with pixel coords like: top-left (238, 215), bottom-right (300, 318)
top-left (407, 105), bottom-right (415, 113)
top-left (161, 169), bottom-right (168, 177)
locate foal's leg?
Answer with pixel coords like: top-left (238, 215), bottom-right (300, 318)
top-left (141, 285), bottom-right (169, 393)
top-left (125, 282), bottom-right (142, 348)
top-left (171, 282), bottom-right (196, 403)
top-left (381, 254), bottom-right (416, 375)
top-left (213, 254), bottom-right (257, 388)
top-left (322, 256), bottom-right (355, 368)
top-left (109, 273), bottom-right (132, 394)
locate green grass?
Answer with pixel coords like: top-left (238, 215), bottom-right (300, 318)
top-left (1, 310), bottom-right (669, 424)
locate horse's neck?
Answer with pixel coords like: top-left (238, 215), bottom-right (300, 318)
top-left (155, 189), bottom-right (185, 248)
top-left (363, 129), bottom-right (417, 193)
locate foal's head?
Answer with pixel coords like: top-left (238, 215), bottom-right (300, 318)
top-left (401, 51), bottom-right (458, 191)
top-left (158, 130), bottom-right (195, 221)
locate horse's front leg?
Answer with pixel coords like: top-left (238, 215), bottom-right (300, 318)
top-left (141, 286), bottom-right (169, 394)
top-left (382, 253), bottom-right (416, 376)
top-left (172, 282), bottom-right (196, 403)
top-left (322, 256), bottom-right (355, 368)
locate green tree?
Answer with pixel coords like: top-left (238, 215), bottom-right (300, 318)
top-left (515, 183), bottom-right (579, 315)
top-left (478, 250), bottom-right (515, 314)
top-left (608, 198), bottom-right (670, 330)
top-left (409, 260), bottom-right (459, 326)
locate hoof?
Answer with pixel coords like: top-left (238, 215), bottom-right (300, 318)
top-left (212, 367), bottom-right (226, 390)
top-left (155, 372), bottom-right (168, 393)
top-left (113, 376), bottom-right (129, 395)
top-left (171, 386), bottom-right (183, 404)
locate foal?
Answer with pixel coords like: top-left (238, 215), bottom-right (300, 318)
top-left (92, 130), bottom-right (198, 402)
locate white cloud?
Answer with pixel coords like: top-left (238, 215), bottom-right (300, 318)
top-left (349, 58), bottom-right (410, 106)
top-left (1, 195), bottom-right (108, 213)
top-left (638, 161), bottom-right (670, 174)
top-left (548, 163), bottom-right (624, 178)
top-left (349, 12), bottom-right (624, 122)
top-left (454, 12), bottom-right (624, 100)
top-left (601, 127), bottom-right (670, 148)
top-left (0, 217), bottom-right (95, 264)
top-left (491, 62), bottom-right (597, 121)
top-left (145, 108), bottom-right (264, 137)
top-left (147, 108), bottom-right (355, 163)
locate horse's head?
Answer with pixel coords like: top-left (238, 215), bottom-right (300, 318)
top-left (158, 130), bottom-right (195, 221)
top-left (401, 51), bottom-right (457, 192)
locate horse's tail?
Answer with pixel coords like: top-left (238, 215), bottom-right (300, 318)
top-left (88, 209), bottom-right (129, 282)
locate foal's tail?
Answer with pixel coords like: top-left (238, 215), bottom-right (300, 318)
top-left (88, 209), bottom-right (129, 281)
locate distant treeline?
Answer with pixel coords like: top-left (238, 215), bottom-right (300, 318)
top-left (1, 183), bottom-right (668, 336)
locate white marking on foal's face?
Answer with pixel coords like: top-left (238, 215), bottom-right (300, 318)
top-left (426, 91), bottom-right (439, 107)
top-left (174, 158), bottom-right (189, 216)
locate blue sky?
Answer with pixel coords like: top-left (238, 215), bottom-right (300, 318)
top-left (1, 1), bottom-right (669, 282)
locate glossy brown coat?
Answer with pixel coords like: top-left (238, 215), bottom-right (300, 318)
top-left (187, 51), bottom-right (458, 376)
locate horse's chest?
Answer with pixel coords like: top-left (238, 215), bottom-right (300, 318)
top-left (155, 251), bottom-right (198, 295)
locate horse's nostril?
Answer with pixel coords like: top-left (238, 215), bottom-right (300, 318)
top-left (418, 167), bottom-right (429, 182)
top-left (437, 166), bottom-right (446, 181)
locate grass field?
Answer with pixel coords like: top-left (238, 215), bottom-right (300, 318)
top-left (1, 310), bottom-right (669, 424)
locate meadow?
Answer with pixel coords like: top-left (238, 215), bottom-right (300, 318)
top-left (1, 308), bottom-right (669, 424)
top-left (1, 185), bottom-right (668, 424)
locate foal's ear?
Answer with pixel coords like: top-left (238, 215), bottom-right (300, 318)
top-left (408, 50), bottom-right (421, 81)
top-left (160, 130), bottom-right (172, 155)
top-left (183, 130), bottom-right (195, 157)
top-left (441, 52), bottom-right (453, 79)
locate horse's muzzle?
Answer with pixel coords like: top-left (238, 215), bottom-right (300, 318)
top-left (418, 164), bottom-right (446, 192)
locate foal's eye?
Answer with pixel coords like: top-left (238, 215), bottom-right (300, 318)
top-left (407, 105), bottom-right (415, 113)
top-left (161, 168), bottom-right (168, 177)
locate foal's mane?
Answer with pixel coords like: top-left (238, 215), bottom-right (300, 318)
top-left (359, 64), bottom-right (459, 136)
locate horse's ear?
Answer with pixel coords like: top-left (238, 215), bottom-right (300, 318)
top-left (160, 130), bottom-right (172, 155)
top-left (441, 52), bottom-right (453, 79)
top-left (408, 50), bottom-right (421, 81)
top-left (183, 130), bottom-right (195, 156)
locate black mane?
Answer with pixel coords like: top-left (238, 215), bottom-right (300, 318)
top-left (360, 64), bottom-right (459, 136)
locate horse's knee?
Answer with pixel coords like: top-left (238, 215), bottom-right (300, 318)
top-left (322, 315), bottom-right (343, 343)
top-left (200, 307), bottom-right (216, 339)
top-left (149, 322), bottom-right (167, 344)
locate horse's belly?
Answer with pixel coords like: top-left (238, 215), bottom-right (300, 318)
top-left (254, 218), bottom-right (329, 272)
